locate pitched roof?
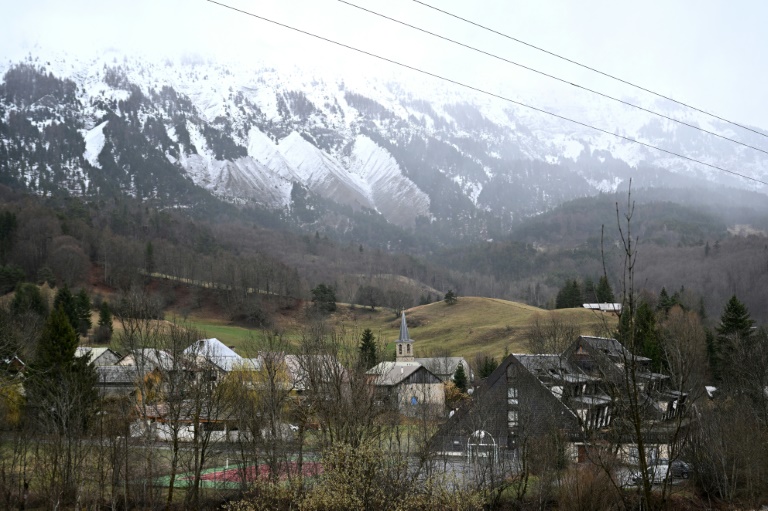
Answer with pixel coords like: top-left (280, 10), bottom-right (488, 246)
top-left (396, 311), bottom-right (412, 343)
top-left (75, 347), bottom-right (117, 361)
top-left (367, 361), bottom-right (424, 386)
top-left (118, 349), bottom-right (175, 370)
top-left (96, 365), bottom-right (140, 384)
top-left (583, 303), bottom-right (622, 313)
top-left (184, 338), bottom-right (242, 372)
top-left (579, 336), bottom-right (651, 363)
top-left (515, 354), bottom-right (593, 383)
top-left (414, 357), bottom-right (467, 378)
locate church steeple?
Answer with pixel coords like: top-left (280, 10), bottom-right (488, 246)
top-left (396, 311), bottom-right (415, 362)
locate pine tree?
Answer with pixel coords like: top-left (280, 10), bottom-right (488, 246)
top-left (311, 283), bottom-right (337, 314)
top-left (583, 278), bottom-right (596, 302)
top-left (444, 289), bottom-right (457, 305)
top-left (596, 276), bottom-right (614, 303)
top-left (10, 283), bottom-right (48, 317)
top-left (615, 303), bottom-right (631, 344)
top-left (27, 304), bottom-right (98, 501)
top-left (75, 289), bottom-right (92, 336)
top-left (717, 295), bottom-right (754, 341)
top-left (359, 328), bottom-right (377, 370)
top-left (556, 279), bottom-right (582, 309)
top-left (94, 299), bottom-right (113, 343)
top-left (98, 300), bottom-right (113, 334)
top-left (636, 302), bottom-right (662, 371)
top-left (34, 306), bottom-right (79, 371)
top-left (452, 363), bottom-right (468, 393)
top-left (54, 285), bottom-right (77, 330)
top-left (713, 295), bottom-right (754, 382)
top-left (478, 355), bottom-right (499, 379)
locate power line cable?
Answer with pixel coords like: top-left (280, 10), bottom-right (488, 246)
top-left (205, 0), bottom-right (768, 187)
top-left (412, 0), bottom-right (768, 141)
top-left (339, 0), bottom-right (768, 157)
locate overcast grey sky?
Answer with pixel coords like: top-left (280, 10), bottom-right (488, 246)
top-left (3, 0), bottom-right (768, 130)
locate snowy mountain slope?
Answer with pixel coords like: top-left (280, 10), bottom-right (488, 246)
top-left (348, 134), bottom-right (431, 225)
top-left (1, 50), bottom-right (766, 241)
top-left (278, 131), bottom-right (372, 210)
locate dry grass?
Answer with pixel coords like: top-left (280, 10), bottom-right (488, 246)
top-left (143, 297), bottom-right (616, 360)
top-left (324, 297), bottom-right (617, 360)
top-left (73, 292), bottom-right (616, 360)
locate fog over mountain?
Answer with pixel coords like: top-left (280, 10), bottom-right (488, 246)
top-left (1, 50), bottom-right (766, 244)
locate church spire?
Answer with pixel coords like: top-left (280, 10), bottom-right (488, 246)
top-left (396, 311), bottom-right (415, 362)
top-left (399, 311), bottom-right (411, 342)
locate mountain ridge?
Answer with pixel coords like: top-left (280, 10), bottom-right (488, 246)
top-left (1, 50), bottom-right (766, 245)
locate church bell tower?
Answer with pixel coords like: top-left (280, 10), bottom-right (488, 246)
top-left (395, 311), bottom-right (415, 362)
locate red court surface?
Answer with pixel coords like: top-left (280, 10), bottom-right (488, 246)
top-left (197, 461), bottom-right (323, 483)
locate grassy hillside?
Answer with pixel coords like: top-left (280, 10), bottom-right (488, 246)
top-left (184, 296), bottom-right (617, 362)
top-left (360, 297), bottom-right (616, 360)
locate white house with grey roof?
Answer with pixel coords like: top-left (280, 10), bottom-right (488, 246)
top-left (184, 338), bottom-right (243, 373)
top-left (367, 312), bottom-right (446, 413)
top-left (75, 347), bottom-right (121, 367)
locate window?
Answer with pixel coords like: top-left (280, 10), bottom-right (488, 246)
top-left (508, 410), bottom-right (518, 428)
top-left (398, 345), bottom-right (402, 355)
top-left (407, 344), bottom-right (411, 353)
top-left (507, 386), bottom-right (518, 405)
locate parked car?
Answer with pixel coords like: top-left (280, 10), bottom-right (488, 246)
top-left (668, 459), bottom-right (691, 479)
top-left (631, 459), bottom-right (691, 485)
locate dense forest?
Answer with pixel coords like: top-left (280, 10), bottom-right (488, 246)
top-left (2, 180), bottom-right (768, 326)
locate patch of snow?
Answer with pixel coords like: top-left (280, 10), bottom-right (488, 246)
top-left (586, 176), bottom-right (623, 193)
top-left (81, 121), bottom-right (108, 168)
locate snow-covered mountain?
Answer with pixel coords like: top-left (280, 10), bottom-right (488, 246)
top-left (1, 50), bottom-right (766, 239)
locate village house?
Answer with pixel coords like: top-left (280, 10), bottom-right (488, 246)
top-left (74, 346), bottom-right (121, 366)
top-left (117, 348), bottom-right (175, 373)
top-left (95, 365), bottom-right (140, 398)
top-left (367, 312), bottom-right (445, 414)
top-left (433, 335), bottom-right (689, 463)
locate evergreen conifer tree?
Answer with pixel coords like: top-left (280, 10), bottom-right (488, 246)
top-left (556, 279), bottom-right (582, 308)
top-left (717, 295), bottom-right (755, 341)
top-left (478, 355), bottom-right (499, 379)
top-left (35, 306), bottom-right (79, 370)
top-left (583, 278), bottom-right (596, 302)
top-left (713, 295), bottom-right (755, 383)
top-left (359, 328), bottom-right (377, 370)
top-left (452, 363), bottom-right (468, 393)
top-left (636, 302), bottom-right (662, 371)
top-left (10, 283), bottom-right (48, 317)
top-left (596, 276), bottom-right (614, 303)
top-left (54, 285), bottom-right (78, 330)
top-left (311, 284), bottom-right (337, 314)
top-left (98, 300), bottom-right (113, 334)
top-left (75, 289), bottom-right (92, 336)
top-left (28, 306), bottom-right (98, 433)
top-left (657, 287), bottom-right (679, 314)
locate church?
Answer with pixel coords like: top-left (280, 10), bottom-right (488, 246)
top-left (366, 312), bottom-right (468, 414)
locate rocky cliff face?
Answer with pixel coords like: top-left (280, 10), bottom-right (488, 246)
top-left (1, 51), bottom-right (765, 240)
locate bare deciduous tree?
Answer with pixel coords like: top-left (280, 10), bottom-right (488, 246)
top-left (525, 312), bottom-right (579, 354)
